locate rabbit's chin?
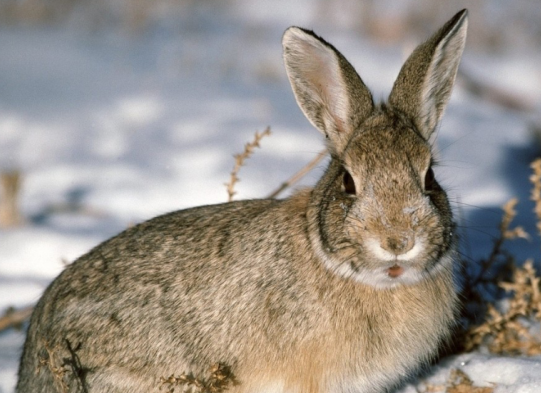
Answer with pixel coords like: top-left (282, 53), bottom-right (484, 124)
top-left (313, 240), bottom-right (455, 289)
top-left (328, 253), bottom-right (454, 289)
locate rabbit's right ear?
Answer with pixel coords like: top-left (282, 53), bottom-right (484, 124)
top-left (283, 27), bottom-right (374, 154)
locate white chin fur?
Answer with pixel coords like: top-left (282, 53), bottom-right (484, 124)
top-left (310, 231), bottom-right (454, 289)
top-left (336, 263), bottom-right (426, 289)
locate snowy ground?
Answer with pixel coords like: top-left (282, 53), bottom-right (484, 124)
top-left (1, 1), bottom-right (541, 392)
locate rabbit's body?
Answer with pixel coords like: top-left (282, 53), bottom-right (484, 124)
top-left (18, 191), bottom-right (456, 393)
top-left (18, 10), bottom-right (468, 393)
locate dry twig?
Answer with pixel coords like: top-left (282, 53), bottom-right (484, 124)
top-left (487, 198), bottom-right (529, 263)
top-left (36, 339), bottom-right (89, 393)
top-left (419, 369), bottom-right (494, 393)
top-left (461, 198), bottom-right (528, 309)
top-left (266, 149), bottom-right (327, 199)
top-left (530, 158), bottom-right (541, 242)
top-left (0, 306), bottom-right (33, 332)
top-left (0, 169), bottom-right (23, 227)
top-left (458, 70), bottom-right (534, 113)
top-left (446, 369), bottom-right (494, 393)
top-left (225, 127), bottom-right (271, 201)
top-left (38, 340), bottom-right (70, 393)
top-left (462, 161), bottom-right (541, 354)
top-left (455, 196), bottom-right (531, 353)
top-left (161, 363), bottom-right (236, 393)
top-left (464, 260), bottom-right (541, 355)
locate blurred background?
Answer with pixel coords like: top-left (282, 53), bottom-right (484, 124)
top-left (2, 0), bottom-right (541, 50)
top-left (1, 1), bottom-right (541, 391)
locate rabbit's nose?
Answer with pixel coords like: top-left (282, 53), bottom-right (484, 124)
top-left (381, 234), bottom-right (414, 256)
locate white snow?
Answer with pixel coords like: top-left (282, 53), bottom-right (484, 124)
top-left (399, 354), bottom-right (541, 393)
top-left (1, 1), bottom-right (541, 392)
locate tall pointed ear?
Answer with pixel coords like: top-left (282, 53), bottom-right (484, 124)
top-left (282, 27), bottom-right (374, 154)
top-left (388, 9), bottom-right (468, 140)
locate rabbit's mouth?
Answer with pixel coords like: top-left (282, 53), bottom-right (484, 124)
top-left (387, 264), bottom-right (404, 278)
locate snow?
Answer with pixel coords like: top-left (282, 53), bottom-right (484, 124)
top-left (399, 354), bottom-right (541, 393)
top-left (1, 1), bottom-right (541, 392)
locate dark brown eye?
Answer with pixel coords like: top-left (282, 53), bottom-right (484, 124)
top-left (424, 167), bottom-right (435, 191)
top-left (343, 171), bottom-right (356, 195)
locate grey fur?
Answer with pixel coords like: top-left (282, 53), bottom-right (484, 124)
top-left (17, 10), bottom-right (468, 393)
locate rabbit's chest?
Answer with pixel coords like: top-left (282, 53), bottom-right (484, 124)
top-left (321, 284), bottom-right (457, 392)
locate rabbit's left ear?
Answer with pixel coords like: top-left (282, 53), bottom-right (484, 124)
top-left (389, 9), bottom-right (468, 140)
top-left (283, 27), bottom-right (374, 154)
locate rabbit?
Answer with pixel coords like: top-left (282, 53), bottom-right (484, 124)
top-left (17, 9), bottom-right (468, 393)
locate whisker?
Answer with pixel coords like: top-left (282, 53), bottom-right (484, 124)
top-left (449, 201), bottom-right (504, 215)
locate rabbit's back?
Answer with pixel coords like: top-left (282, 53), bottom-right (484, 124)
top-left (17, 198), bottom-right (311, 391)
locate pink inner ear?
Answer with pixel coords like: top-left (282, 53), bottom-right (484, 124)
top-left (294, 37), bottom-right (350, 134)
top-left (326, 111), bottom-right (347, 135)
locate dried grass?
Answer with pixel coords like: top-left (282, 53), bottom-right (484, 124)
top-left (421, 369), bottom-right (494, 393)
top-left (530, 159), bottom-right (541, 241)
top-left (225, 127), bottom-right (271, 202)
top-left (0, 306), bottom-right (33, 331)
top-left (160, 363), bottom-right (236, 393)
top-left (37, 339), bottom-right (88, 393)
top-left (38, 340), bottom-right (70, 393)
top-left (464, 260), bottom-right (541, 355)
top-left (461, 158), bottom-right (541, 356)
top-left (480, 197), bottom-right (529, 271)
top-left (266, 149), bottom-right (327, 199)
top-left (0, 169), bottom-right (24, 227)
top-left (445, 369), bottom-right (494, 393)
top-left (458, 197), bottom-right (528, 334)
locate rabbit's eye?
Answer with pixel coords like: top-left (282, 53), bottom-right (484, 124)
top-left (343, 171), bottom-right (356, 195)
top-left (424, 167), bottom-right (435, 191)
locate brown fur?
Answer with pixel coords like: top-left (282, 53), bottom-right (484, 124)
top-left (17, 10), bottom-right (468, 393)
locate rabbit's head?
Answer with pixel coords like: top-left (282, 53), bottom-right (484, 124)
top-left (283, 10), bottom-right (467, 288)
